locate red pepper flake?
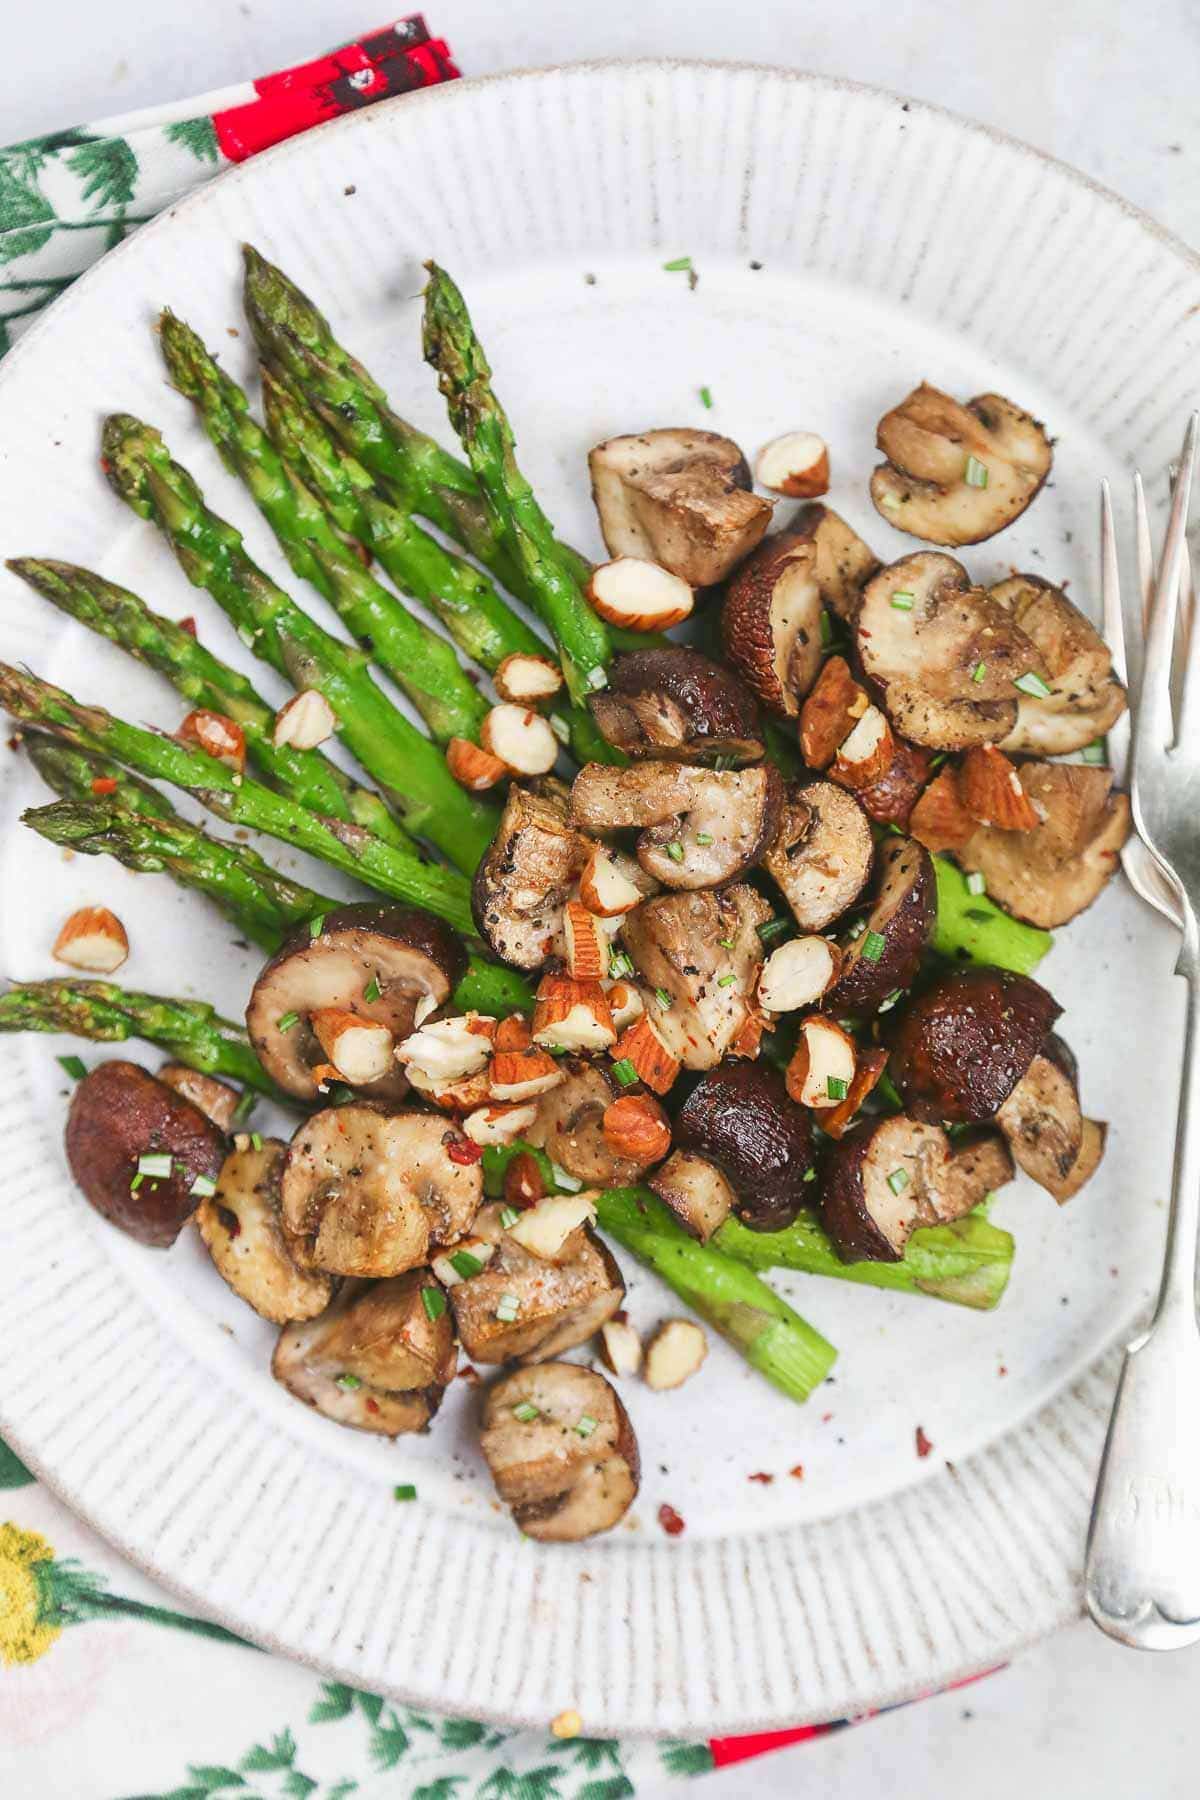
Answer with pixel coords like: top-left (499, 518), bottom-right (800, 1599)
top-left (178, 616), bottom-right (197, 637)
top-left (658, 1503), bottom-right (686, 1537)
top-left (915, 1426), bottom-right (933, 1458)
top-left (789, 1464), bottom-right (805, 1481)
top-left (457, 1364), bottom-right (481, 1385)
top-left (365, 1396), bottom-right (380, 1415)
top-left (821, 1412), bottom-right (834, 1424)
top-left (997, 1365), bottom-right (1008, 1377)
top-left (90, 776), bottom-right (119, 796)
top-left (747, 1472), bottom-right (774, 1486)
top-left (445, 1135), bottom-right (482, 1166)
top-left (99, 455), bottom-right (112, 475)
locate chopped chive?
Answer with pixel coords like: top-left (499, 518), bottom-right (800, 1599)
top-left (699, 385), bottom-right (714, 409)
top-left (965, 871), bottom-right (987, 896)
top-left (819, 611), bottom-right (835, 647)
top-left (495, 1292), bottom-right (521, 1323)
top-left (971, 661), bottom-right (987, 684)
top-left (189, 1173), bottom-right (218, 1198)
top-left (890, 590), bottom-right (915, 611)
top-left (964, 455), bottom-right (989, 489)
top-left (612, 1058), bottom-right (639, 1088)
top-left (393, 1483), bottom-right (417, 1502)
top-left (666, 841), bottom-right (685, 863)
top-left (513, 1401), bottom-right (540, 1423)
top-left (712, 754), bottom-right (737, 772)
top-left (549, 712), bottom-right (570, 745)
top-left (717, 973), bottom-right (737, 988)
top-left (550, 1163), bottom-right (583, 1193)
top-left (576, 1414), bottom-right (598, 1438)
top-left (499, 1206), bottom-right (521, 1228)
top-left (231, 1089), bottom-right (256, 1127)
top-left (877, 989), bottom-right (903, 1013)
top-left (826, 1076), bottom-right (849, 1101)
top-left (277, 1010), bottom-right (300, 1032)
top-left (363, 975), bottom-right (382, 1004)
top-left (803, 1166), bottom-right (817, 1183)
top-left (137, 1152), bottom-right (173, 1179)
top-left (695, 831), bottom-right (714, 846)
top-left (129, 1172), bottom-right (144, 1194)
top-left (758, 918), bottom-right (791, 946)
top-left (249, 1131), bottom-right (263, 1151)
top-left (450, 1249), bottom-right (484, 1280)
top-left (718, 937), bottom-right (735, 949)
top-left (586, 665), bottom-right (609, 692)
top-left (861, 930), bottom-right (886, 963)
top-left (654, 988), bottom-right (672, 1011)
top-left (57, 1054), bottom-right (87, 1081)
top-left (663, 255), bottom-right (693, 272)
top-left (887, 1167), bottom-right (910, 1195)
top-left (608, 950), bottom-right (634, 979)
top-left (336, 1373), bottom-right (363, 1391)
top-left (1014, 670), bottom-right (1053, 699)
top-left (421, 1286), bottom-right (447, 1322)
top-left (1081, 738), bottom-right (1107, 764)
top-left (308, 913), bottom-right (326, 939)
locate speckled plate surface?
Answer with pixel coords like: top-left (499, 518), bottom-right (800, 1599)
top-left (0, 60), bottom-right (1193, 1735)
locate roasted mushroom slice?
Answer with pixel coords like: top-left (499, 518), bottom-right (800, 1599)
top-left (956, 762), bottom-right (1131, 928)
top-left (720, 532), bottom-right (824, 715)
top-left (157, 1063), bottom-right (240, 1133)
top-left (881, 683), bottom-right (1019, 752)
top-left (848, 733), bottom-right (933, 828)
top-left (197, 1136), bottom-right (333, 1322)
top-left (821, 1114), bottom-right (1009, 1263)
top-left (480, 1362), bottom-right (639, 1542)
top-left (789, 502), bottom-right (882, 622)
top-left (825, 835), bottom-right (935, 1017)
top-left (246, 903), bottom-right (467, 1104)
top-left (622, 884), bottom-right (772, 1068)
top-left (65, 1060), bottom-right (227, 1247)
top-left (870, 384), bottom-right (1053, 545)
top-left (570, 759), bottom-right (783, 890)
top-left (888, 967), bottom-right (1062, 1124)
top-left (995, 1033), bottom-right (1106, 1201)
top-left (589, 428), bottom-right (773, 585)
top-left (280, 1106), bottom-right (482, 1277)
top-left (272, 1272), bottom-right (456, 1436)
top-left (473, 779), bottom-right (587, 971)
top-left (675, 1062), bottom-right (815, 1232)
top-left (991, 574), bottom-right (1127, 755)
top-left (761, 779), bottom-right (874, 931)
top-left (447, 1201), bottom-right (624, 1364)
top-left (589, 647), bottom-right (764, 762)
top-left (525, 1059), bottom-right (644, 1187)
top-left (648, 1148), bottom-right (736, 1241)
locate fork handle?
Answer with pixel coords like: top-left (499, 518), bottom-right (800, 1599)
top-left (1085, 928), bottom-right (1200, 1647)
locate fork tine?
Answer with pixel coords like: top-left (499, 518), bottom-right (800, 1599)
top-left (1134, 413), bottom-right (1198, 765)
top-left (1176, 482), bottom-right (1200, 757)
top-left (1134, 470), bottom-right (1155, 633)
top-left (1100, 480), bottom-right (1131, 786)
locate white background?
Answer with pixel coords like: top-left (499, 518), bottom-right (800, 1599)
top-left (7, 1), bottom-right (1200, 1794)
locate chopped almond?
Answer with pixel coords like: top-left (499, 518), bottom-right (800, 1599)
top-left (309, 1007), bottom-right (394, 1086)
top-left (489, 1047), bottom-right (566, 1102)
top-left (786, 1015), bottom-right (858, 1109)
top-left (562, 901), bottom-right (608, 981)
top-left (612, 1014), bottom-right (680, 1095)
top-left (798, 655), bottom-right (868, 769)
top-left (494, 1014), bottom-right (533, 1053)
top-left (579, 843), bottom-right (644, 917)
top-left (822, 1046), bottom-right (890, 1139)
top-left (466, 1014), bottom-right (499, 1041)
top-left (481, 704), bottom-right (559, 776)
top-left (461, 1101), bottom-right (540, 1146)
top-left (754, 431), bottom-right (830, 499)
top-left (395, 1015), bottom-right (492, 1083)
top-left (604, 979), bottom-right (644, 1033)
top-left (507, 1190), bottom-right (598, 1262)
top-left (493, 652), bottom-right (563, 704)
top-left (177, 708), bottom-right (246, 774)
top-left (310, 1062), bottom-right (340, 1091)
top-left (829, 704), bottom-right (895, 790)
top-left (909, 765), bottom-right (976, 853)
top-left (586, 557), bottom-right (695, 632)
top-left (504, 1150), bottom-right (546, 1208)
top-left (272, 688), bottom-right (336, 750)
top-left (447, 735), bottom-right (508, 791)
top-left (52, 904), bottom-right (128, 973)
top-left (532, 975), bottom-right (616, 1052)
top-left (728, 1011), bottom-right (765, 1058)
top-left (959, 745), bottom-right (1039, 831)
top-left (758, 936), bottom-right (841, 1013)
top-left (431, 1236), bottom-right (497, 1285)
top-left (644, 1319), bottom-right (708, 1390)
top-left (406, 1065), bottom-right (493, 1111)
top-left (599, 1316), bottom-right (643, 1378)
top-left (602, 1093), bottom-right (672, 1166)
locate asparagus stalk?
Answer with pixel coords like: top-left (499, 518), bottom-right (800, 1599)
top-left (101, 414), bottom-right (497, 869)
top-left (422, 262), bottom-right (613, 704)
top-left (0, 979), bottom-right (279, 1097)
top-left (160, 314), bottom-right (489, 746)
top-left (932, 856), bottom-right (1052, 974)
top-left (715, 1208), bottom-right (1015, 1311)
top-left (7, 557), bottom-right (410, 849)
top-left (0, 662), bottom-right (478, 934)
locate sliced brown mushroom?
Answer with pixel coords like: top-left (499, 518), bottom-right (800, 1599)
top-left (569, 759), bottom-right (783, 890)
top-left (480, 1362), bottom-right (639, 1541)
top-left (589, 428), bottom-right (773, 585)
top-left (870, 384), bottom-right (1053, 545)
top-left (720, 531), bottom-right (824, 715)
top-left (524, 1059), bottom-right (644, 1187)
top-left (991, 574), bottom-right (1127, 754)
top-left (761, 779), bottom-right (875, 931)
top-left (939, 1129), bottom-right (1016, 1215)
top-left (648, 1148), bottom-right (736, 1241)
top-left (447, 1201), bottom-right (624, 1364)
top-left (157, 1063), bottom-right (240, 1133)
top-left (246, 903), bottom-right (466, 1104)
top-left (675, 1061), bottom-right (815, 1231)
top-left (279, 1106), bottom-right (482, 1277)
top-left (955, 762), bottom-right (1131, 928)
top-left (857, 554), bottom-right (1042, 753)
top-left (788, 502), bottom-right (882, 621)
top-left (271, 1272), bottom-right (456, 1436)
top-left (589, 647), bottom-right (764, 762)
top-left (472, 779), bottom-right (587, 971)
top-left (847, 733), bottom-right (933, 828)
top-left (64, 1060), bottom-right (227, 1247)
top-left (888, 967), bottom-right (1062, 1124)
top-left (825, 835), bottom-right (935, 1017)
top-left (196, 1137), bottom-right (333, 1322)
top-left (820, 1113), bottom-right (1007, 1263)
top-left (621, 884), bottom-right (772, 1068)
top-left (995, 1032), bottom-right (1106, 1201)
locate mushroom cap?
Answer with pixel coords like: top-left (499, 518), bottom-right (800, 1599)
top-left (589, 428), bottom-right (772, 586)
top-left (858, 553), bottom-right (1043, 706)
top-left (481, 1361), bottom-right (639, 1541)
top-left (447, 1201), bottom-right (625, 1364)
top-left (825, 835), bottom-right (935, 1016)
top-left (570, 759), bottom-right (784, 891)
top-left (472, 779), bottom-right (587, 971)
top-left (675, 1060), bottom-right (815, 1231)
top-left (272, 1273), bottom-right (455, 1436)
top-left (870, 385), bottom-right (1052, 545)
top-left (888, 967), bottom-right (1062, 1123)
top-left (991, 573), bottom-right (1127, 755)
top-left (590, 646), bottom-right (764, 761)
top-left (761, 779), bottom-right (875, 931)
top-left (820, 1115), bottom-right (1014, 1263)
top-left (720, 532), bottom-right (825, 716)
top-left (526, 1058), bottom-right (645, 1187)
top-left (648, 1148), bottom-right (736, 1241)
top-left (788, 502), bottom-right (882, 622)
top-left (621, 883), bottom-right (771, 1068)
top-left (197, 1137), bottom-right (334, 1323)
top-left (955, 761), bottom-right (1131, 928)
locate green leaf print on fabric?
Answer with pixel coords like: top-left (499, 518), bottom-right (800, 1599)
top-left (0, 1432), bottom-right (35, 1487)
top-left (576, 1779), bottom-right (635, 1800)
top-left (368, 1709), bottom-right (410, 1770)
top-left (477, 1767), bottom-right (564, 1800)
top-left (0, 156), bottom-right (55, 262)
top-left (565, 1742), bottom-right (623, 1773)
top-left (164, 118), bottom-right (220, 163)
top-left (440, 1718), bottom-right (490, 1751)
top-left (64, 136), bottom-right (138, 209)
top-left (240, 1730), bottom-right (297, 1773)
top-left (658, 1741), bottom-right (716, 1777)
top-left (308, 1683), bottom-right (355, 1724)
top-left (412, 1779), bottom-right (468, 1800)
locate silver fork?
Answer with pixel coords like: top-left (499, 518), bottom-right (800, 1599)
top-left (1085, 412), bottom-right (1200, 1648)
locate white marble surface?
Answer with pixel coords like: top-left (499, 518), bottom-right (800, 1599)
top-left (7, 1), bottom-right (1200, 1793)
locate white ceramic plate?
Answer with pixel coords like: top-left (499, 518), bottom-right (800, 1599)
top-left (0, 61), bottom-right (1194, 1735)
